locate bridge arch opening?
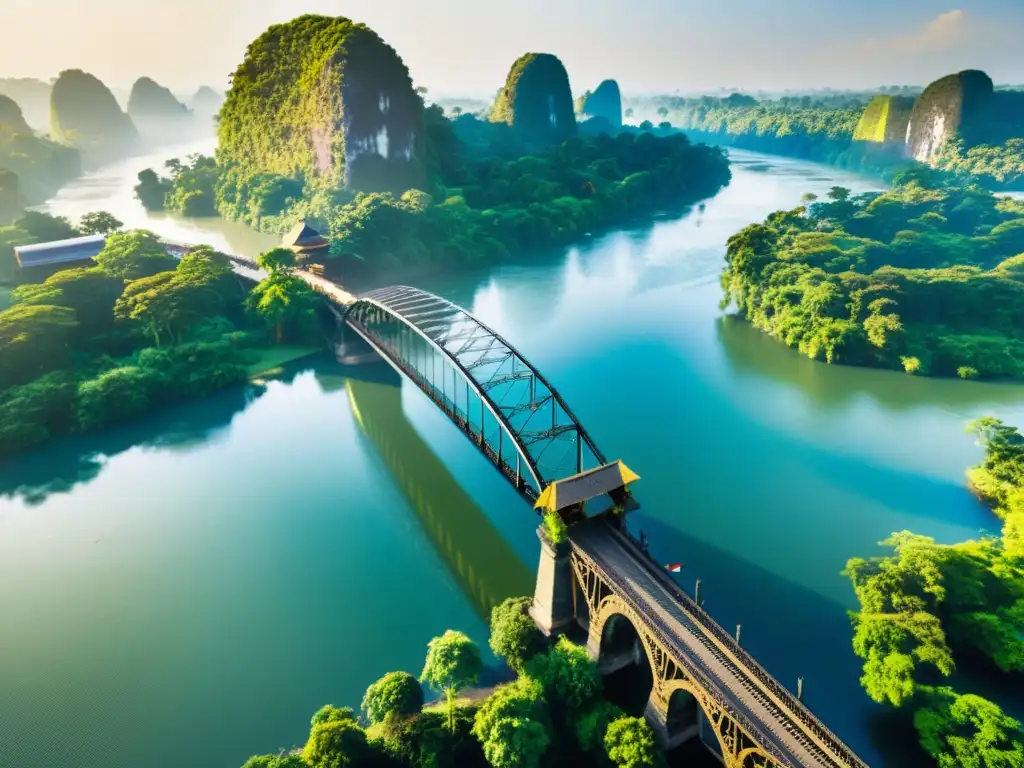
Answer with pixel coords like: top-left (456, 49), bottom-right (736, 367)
top-left (598, 613), bottom-right (653, 716)
top-left (666, 688), bottom-right (699, 738)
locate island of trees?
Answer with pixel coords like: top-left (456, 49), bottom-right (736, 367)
top-left (720, 171), bottom-right (1024, 379)
top-left (844, 417), bottom-right (1024, 766)
top-left (0, 210), bottom-right (322, 458)
top-left (238, 597), bottom-right (668, 768)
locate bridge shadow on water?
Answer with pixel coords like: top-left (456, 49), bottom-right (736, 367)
top-left (625, 513), bottom-right (933, 768)
top-left (341, 362), bottom-right (535, 624)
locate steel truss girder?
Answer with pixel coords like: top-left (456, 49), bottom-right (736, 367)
top-left (481, 369), bottom-right (534, 392)
top-left (520, 423), bottom-right (578, 447)
top-left (344, 285), bottom-right (607, 491)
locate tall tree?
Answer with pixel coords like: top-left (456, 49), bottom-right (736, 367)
top-left (489, 596), bottom-right (546, 672)
top-left (78, 211), bottom-right (122, 235)
top-left (604, 717), bottom-right (665, 768)
top-left (420, 630), bottom-right (482, 732)
top-left (93, 229), bottom-right (176, 279)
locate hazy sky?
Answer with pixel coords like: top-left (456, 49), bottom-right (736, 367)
top-left (1, 0), bottom-right (1023, 96)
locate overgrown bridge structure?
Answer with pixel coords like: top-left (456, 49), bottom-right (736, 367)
top-left (315, 278), bottom-right (869, 768)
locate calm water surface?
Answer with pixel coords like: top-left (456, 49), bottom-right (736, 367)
top-left (3, 140), bottom-right (1022, 768)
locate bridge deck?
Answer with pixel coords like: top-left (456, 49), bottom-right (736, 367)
top-left (570, 521), bottom-right (868, 768)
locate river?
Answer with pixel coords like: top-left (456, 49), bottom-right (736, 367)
top-left (2, 139), bottom-right (1022, 768)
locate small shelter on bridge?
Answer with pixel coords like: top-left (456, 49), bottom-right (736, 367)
top-left (282, 220), bottom-right (329, 257)
top-left (534, 460), bottom-right (640, 520)
top-left (14, 234), bottom-right (106, 269)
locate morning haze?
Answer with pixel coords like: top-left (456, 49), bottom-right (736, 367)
top-left (3, 3), bottom-right (1024, 768)
top-left (0, 0), bottom-right (1023, 93)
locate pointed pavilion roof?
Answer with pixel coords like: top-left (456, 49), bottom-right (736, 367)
top-left (282, 220), bottom-right (329, 251)
top-left (534, 460), bottom-right (640, 514)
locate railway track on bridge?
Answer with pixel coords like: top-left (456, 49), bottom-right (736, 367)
top-left (571, 522), bottom-right (869, 768)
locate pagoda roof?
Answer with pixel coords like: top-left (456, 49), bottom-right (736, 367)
top-left (534, 460), bottom-right (640, 514)
top-left (282, 221), bottom-right (328, 250)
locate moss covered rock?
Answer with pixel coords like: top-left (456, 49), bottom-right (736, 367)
top-left (489, 53), bottom-right (577, 144)
top-left (578, 79), bottom-right (622, 127)
top-left (853, 94), bottom-right (914, 144)
top-left (906, 70), bottom-right (994, 163)
top-left (191, 86), bottom-right (223, 117)
top-left (218, 13), bottom-right (425, 211)
top-left (0, 95), bottom-right (32, 137)
top-left (0, 78), bottom-right (51, 132)
top-left (50, 69), bottom-right (137, 166)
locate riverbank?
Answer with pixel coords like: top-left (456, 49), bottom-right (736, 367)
top-left (7, 143), bottom-right (1024, 768)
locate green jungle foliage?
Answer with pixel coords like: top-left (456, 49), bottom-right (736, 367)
top-left (50, 69), bottom-right (137, 167)
top-left (933, 137), bottom-right (1024, 189)
top-left (217, 14), bottom-right (425, 227)
top-left (134, 154), bottom-right (218, 216)
top-left (238, 598), bottom-right (665, 768)
top-left (0, 215), bottom-right (323, 458)
top-left (0, 94), bottom-right (81, 216)
top-left (323, 124), bottom-right (731, 274)
top-left (721, 176), bottom-right (1024, 379)
top-left (489, 53), bottom-right (577, 145)
top-left (843, 420), bottom-right (1024, 766)
top-left (665, 96), bottom-right (909, 175)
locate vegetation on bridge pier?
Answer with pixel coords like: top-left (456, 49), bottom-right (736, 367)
top-left (844, 417), bottom-right (1024, 766)
top-left (0, 211), bottom-right (325, 458)
top-left (238, 596), bottom-right (668, 768)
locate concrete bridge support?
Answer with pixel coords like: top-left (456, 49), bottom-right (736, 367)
top-left (529, 529), bottom-right (575, 637)
top-left (332, 315), bottom-right (379, 365)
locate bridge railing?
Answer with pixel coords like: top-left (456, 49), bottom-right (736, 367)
top-left (612, 525), bottom-right (869, 768)
top-left (345, 315), bottom-right (540, 504)
top-left (571, 541), bottom-right (797, 767)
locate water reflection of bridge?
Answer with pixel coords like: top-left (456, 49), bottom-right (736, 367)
top-left (344, 369), bottom-right (534, 620)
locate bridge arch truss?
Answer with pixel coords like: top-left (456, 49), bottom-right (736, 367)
top-left (343, 286), bottom-right (606, 503)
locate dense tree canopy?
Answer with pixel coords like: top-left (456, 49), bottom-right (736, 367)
top-left (488, 596), bottom-right (545, 673)
top-left (361, 672), bottom-right (423, 725)
top-left (0, 217), bottom-right (324, 458)
top-left (844, 423), bottom-right (1024, 764)
top-left (721, 177), bottom-right (1024, 378)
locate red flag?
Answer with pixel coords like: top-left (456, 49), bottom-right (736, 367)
top-left (665, 563), bottom-right (683, 573)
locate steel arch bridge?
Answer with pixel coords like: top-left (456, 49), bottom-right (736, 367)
top-left (343, 285), bottom-right (606, 503)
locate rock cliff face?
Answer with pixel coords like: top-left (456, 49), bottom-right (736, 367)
top-left (905, 70), bottom-right (994, 163)
top-left (853, 94), bottom-right (914, 144)
top-left (489, 53), bottom-right (577, 144)
top-left (128, 77), bottom-right (190, 121)
top-left (578, 79), bottom-right (622, 127)
top-left (50, 69), bottom-right (138, 166)
top-left (218, 14), bottom-right (425, 195)
top-left (0, 94), bottom-right (32, 137)
top-left (128, 77), bottom-right (204, 145)
top-left (192, 86), bottom-right (223, 117)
